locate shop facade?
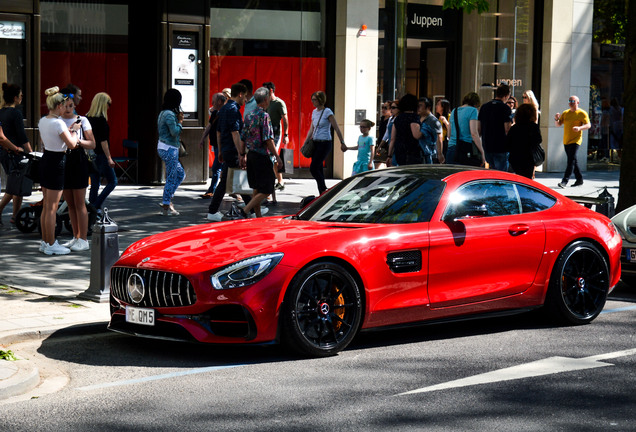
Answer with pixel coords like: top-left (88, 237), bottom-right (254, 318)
top-left (0, 0), bottom-right (624, 185)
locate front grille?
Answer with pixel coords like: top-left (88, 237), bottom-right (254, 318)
top-left (110, 266), bottom-right (197, 307)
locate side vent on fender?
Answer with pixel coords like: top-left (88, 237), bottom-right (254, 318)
top-left (386, 251), bottom-right (422, 273)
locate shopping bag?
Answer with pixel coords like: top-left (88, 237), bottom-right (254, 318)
top-left (225, 167), bottom-right (252, 194)
top-left (279, 148), bottom-right (294, 174)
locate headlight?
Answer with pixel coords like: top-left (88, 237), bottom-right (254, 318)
top-left (610, 221), bottom-right (625, 240)
top-left (211, 253), bottom-right (284, 290)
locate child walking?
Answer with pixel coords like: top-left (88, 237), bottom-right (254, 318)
top-left (342, 119), bottom-right (375, 175)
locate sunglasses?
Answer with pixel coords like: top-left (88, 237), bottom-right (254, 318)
top-left (390, 105), bottom-right (398, 109)
top-left (382, 106), bottom-right (389, 110)
top-left (568, 99), bottom-right (577, 103)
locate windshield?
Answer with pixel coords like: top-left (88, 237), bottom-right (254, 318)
top-left (297, 173), bottom-right (445, 224)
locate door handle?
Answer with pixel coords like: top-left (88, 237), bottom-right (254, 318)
top-left (508, 224), bottom-right (530, 236)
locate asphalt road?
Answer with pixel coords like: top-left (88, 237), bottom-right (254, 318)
top-left (2, 284), bottom-right (635, 431)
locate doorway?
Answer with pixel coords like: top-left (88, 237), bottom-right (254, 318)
top-left (416, 41), bottom-right (457, 105)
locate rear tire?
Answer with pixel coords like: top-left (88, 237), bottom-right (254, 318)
top-left (545, 241), bottom-right (609, 325)
top-left (282, 262), bottom-right (362, 357)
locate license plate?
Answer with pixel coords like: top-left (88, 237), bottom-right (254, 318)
top-left (126, 306), bottom-right (155, 326)
top-left (630, 249), bottom-right (636, 263)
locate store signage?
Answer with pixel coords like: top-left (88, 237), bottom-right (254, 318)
top-left (497, 78), bottom-right (523, 87)
top-left (406, 4), bottom-right (457, 41)
top-left (0, 21), bottom-right (25, 40)
top-left (171, 33), bottom-right (198, 119)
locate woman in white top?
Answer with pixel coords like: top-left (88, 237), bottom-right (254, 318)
top-left (37, 87), bottom-right (81, 255)
top-left (59, 89), bottom-right (96, 252)
top-left (302, 91), bottom-right (345, 194)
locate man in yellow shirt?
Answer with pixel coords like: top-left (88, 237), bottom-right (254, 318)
top-left (554, 95), bottom-right (590, 188)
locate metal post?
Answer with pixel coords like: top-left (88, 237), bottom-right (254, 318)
top-left (79, 208), bottom-right (120, 302)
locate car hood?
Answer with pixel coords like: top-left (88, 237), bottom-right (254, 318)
top-left (115, 217), bottom-right (364, 274)
top-left (612, 205), bottom-right (636, 244)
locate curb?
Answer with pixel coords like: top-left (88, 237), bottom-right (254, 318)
top-left (0, 322), bottom-right (110, 347)
top-left (0, 360), bottom-right (39, 400)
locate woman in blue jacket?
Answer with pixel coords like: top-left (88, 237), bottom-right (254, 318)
top-left (157, 89), bottom-right (185, 215)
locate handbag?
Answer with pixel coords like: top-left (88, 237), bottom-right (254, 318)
top-left (85, 149), bottom-right (99, 173)
top-left (301, 108), bottom-right (326, 158)
top-left (532, 144), bottom-right (545, 167)
top-left (6, 158), bottom-right (33, 197)
top-left (454, 109), bottom-right (482, 167)
top-left (279, 148), bottom-right (294, 174)
top-left (300, 138), bottom-right (314, 158)
top-left (179, 141), bottom-right (188, 158)
top-left (225, 167), bottom-right (252, 195)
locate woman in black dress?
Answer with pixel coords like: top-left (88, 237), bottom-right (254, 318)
top-left (506, 103), bottom-right (542, 179)
top-left (386, 94), bottom-right (423, 166)
top-left (0, 83), bottom-right (32, 224)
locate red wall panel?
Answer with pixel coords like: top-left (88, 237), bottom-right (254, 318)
top-left (40, 52), bottom-right (128, 158)
top-left (210, 55), bottom-right (327, 168)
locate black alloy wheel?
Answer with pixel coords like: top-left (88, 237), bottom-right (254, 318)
top-left (546, 241), bottom-right (610, 325)
top-left (283, 262), bottom-right (362, 357)
top-left (15, 206), bottom-right (39, 233)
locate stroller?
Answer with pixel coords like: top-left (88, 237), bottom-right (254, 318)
top-left (13, 152), bottom-right (98, 235)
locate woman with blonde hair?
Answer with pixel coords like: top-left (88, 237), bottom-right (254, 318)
top-left (87, 92), bottom-right (116, 211)
top-left (37, 87), bottom-right (81, 255)
top-left (522, 90), bottom-right (540, 122)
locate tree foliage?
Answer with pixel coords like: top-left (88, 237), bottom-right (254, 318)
top-left (593, 0), bottom-right (626, 44)
top-left (442, 0), bottom-right (490, 14)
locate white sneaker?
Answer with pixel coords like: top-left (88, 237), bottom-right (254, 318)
top-left (62, 238), bottom-right (78, 248)
top-left (70, 238), bottom-right (90, 251)
top-left (261, 207), bottom-right (269, 216)
top-left (39, 241), bottom-right (46, 253)
top-left (43, 241), bottom-right (71, 256)
top-left (207, 212), bottom-right (223, 222)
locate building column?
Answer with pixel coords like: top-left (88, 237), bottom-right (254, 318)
top-left (541, 0), bottom-right (593, 173)
top-left (333, 0), bottom-right (380, 179)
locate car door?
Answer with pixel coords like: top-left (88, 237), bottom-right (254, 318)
top-left (427, 181), bottom-right (546, 308)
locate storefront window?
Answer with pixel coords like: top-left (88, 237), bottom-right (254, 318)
top-left (209, 0), bottom-right (329, 168)
top-left (0, 20), bottom-right (27, 118)
top-left (475, 0), bottom-right (534, 103)
top-left (40, 1), bottom-right (128, 156)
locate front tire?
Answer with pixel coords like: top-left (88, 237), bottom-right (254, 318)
top-left (545, 241), bottom-right (609, 325)
top-left (282, 262), bottom-right (362, 357)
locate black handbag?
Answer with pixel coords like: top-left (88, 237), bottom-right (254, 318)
top-left (532, 144), bottom-right (545, 166)
top-left (454, 109), bottom-right (482, 167)
top-left (6, 158), bottom-right (33, 196)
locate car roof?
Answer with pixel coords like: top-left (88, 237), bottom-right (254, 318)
top-left (359, 165), bottom-right (485, 182)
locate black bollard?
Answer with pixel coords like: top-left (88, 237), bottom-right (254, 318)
top-left (596, 187), bottom-right (615, 218)
top-left (79, 208), bottom-right (120, 302)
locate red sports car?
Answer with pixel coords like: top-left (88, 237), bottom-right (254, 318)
top-left (108, 166), bottom-right (622, 356)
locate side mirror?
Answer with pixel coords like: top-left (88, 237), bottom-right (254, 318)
top-left (444, 200), bottom-right (488, 222)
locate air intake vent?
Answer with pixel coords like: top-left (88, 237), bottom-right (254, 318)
top-left (386, 251), bottom-right (422, 273)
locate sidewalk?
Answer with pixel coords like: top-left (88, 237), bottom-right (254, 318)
top-left (0, 168), bottom-right (621, 400)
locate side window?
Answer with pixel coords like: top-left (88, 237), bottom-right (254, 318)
top-left (445, 181), bottom-right (521, 219)
top-left (516, 184), bottom-right (557, 213)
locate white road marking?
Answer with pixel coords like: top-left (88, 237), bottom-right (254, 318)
top-left (76, 365), bottom-right (242, 392)
top-left (398, 348), bottom-right (636, 396)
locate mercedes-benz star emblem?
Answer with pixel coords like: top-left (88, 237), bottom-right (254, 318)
top-left (127, 273), bottom-right (145, 304)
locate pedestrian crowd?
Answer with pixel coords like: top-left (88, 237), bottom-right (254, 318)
top-left (0, 79), bottom-right (594, 255)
